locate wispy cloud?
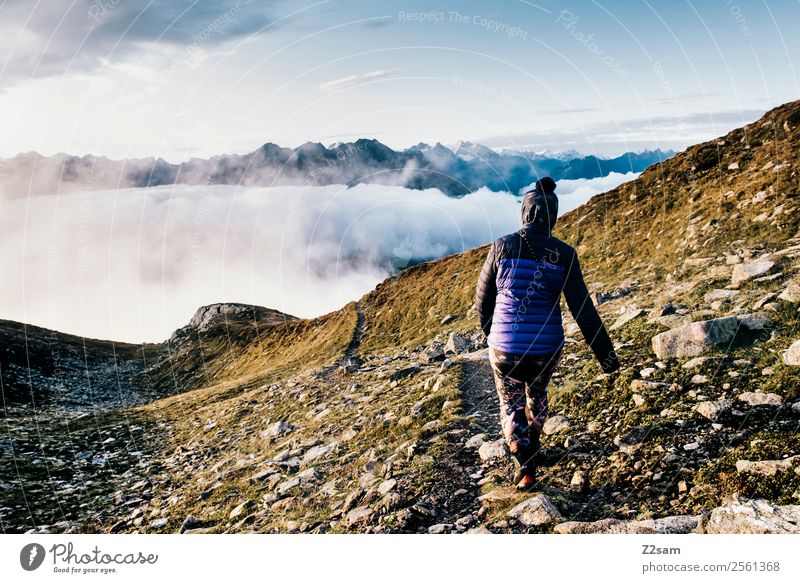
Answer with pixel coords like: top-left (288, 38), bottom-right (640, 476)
top-left (646, 92), bottom-right (720, 105)
top-left (0, 0), bottom-right (282, 88)
top-left (480, 108), bottom-right (767, 156)
top-left (319, 68), bottom-right (400, 92)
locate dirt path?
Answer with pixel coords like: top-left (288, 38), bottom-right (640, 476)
top-left (317, 301), bottom-right (365, 379)
top-left (458, 349), bottom-right (499, 435)
top-left (342, 301), bottom-right (366, 363)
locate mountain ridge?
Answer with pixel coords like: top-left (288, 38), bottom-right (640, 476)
top-left (1, 140), bottom-right (672, 198)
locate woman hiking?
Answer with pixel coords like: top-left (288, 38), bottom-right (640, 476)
top-left (475, 176), bottom-right (620, 491)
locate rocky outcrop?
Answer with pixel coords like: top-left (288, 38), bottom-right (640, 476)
top-left (555, 515), bottom-right (699, 534)
top-left (172, 303), bottom-right (296, 340)
top-left (700, 498), bottom-right (800, 534)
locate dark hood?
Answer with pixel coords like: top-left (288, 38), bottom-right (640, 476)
top-left (521, 177), bottom-right (558, 231)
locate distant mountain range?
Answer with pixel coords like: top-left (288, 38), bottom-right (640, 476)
top-left (2, 141), bottom-right (673, 198)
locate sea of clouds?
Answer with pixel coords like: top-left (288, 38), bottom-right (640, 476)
top-left (0, 172), bottom-right (637, 342)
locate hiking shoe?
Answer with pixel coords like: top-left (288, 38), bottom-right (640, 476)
top-left (515, 473), bottom-right (537, 492)
top-left (512, 461), bottom-right (537, 490)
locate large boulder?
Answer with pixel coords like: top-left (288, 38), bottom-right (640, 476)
top-left (737, 392), bottom-right (783, 407)
top-left (651, 315), bottom-right (765, 359)
top-left (735, 456), bottom-right (799, 477)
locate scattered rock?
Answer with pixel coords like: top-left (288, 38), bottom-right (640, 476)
top-left (731, 259), bottom-right (775, 286)
top-left (444, 332), bottom-right (469, 354)
top-left (347, 506), bottom-right (374, 527)
top-left (377, 479), bottom-right (397, 495)
top-left (783, 340), bottom-right (800, 366)
top-left (735, 312), bottom-right (770, 331)
top-left (261, 421), bottom-right (296, 442)
top-left (506, 495), bottom-right (562, 527)
top-left (390, 364), bottom-right (421, 381)
top-left (410, 395), bottom-right (436, 417)
top-left (378, 492), bottom-right (403, 512)
top-left (542, 415), bottom-right (571, 435)
top-left (639, 367), bottom-right (656, 378)
top-left (246, 467), bottom-right (280, 485)
top-left (682, 356), bottom-right (711, 369)
top-left (693, 400), bottom-right (732, 422)
top-left (465, 433), bottom-right (487, 449)
top-left (440, 314), bottom-right (456, 325)
top-left (478, 487), bottom-right (518, 502)
top-left (303, 443), bottom-right (335, 464)
top-left (610, 307), bottom-right (644, 331)
top-left (276, 468), bottom-right (320, 494)
top-left (229, 500), bottom-right (253, 520)
top-left (778, 280), bottom-right (800, 302)
top-left (150, 518), bottom-right (168, 530)
top-left (630, 379), bottom-right (668, 392)
top-left (614, 427), bottom-right (649, 454)
top-left (478, 439), bottom-right (507, 461)
top-left (648, 303), bottom-right (676, 321)
top-left (423, 344), bottom-right (445, 362)
top-left (704, 289), bottom-right (740, 302)
top-left (570, 471), bottom-right (589, 493)
top-left (342, 488), bottom-right (365, 512)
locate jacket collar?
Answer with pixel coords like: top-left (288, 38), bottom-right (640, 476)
top-left (521, 221), bottom-right (552, 236)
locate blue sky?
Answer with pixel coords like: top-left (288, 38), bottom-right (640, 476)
top-left (1, 0), bottom-right (798, 160)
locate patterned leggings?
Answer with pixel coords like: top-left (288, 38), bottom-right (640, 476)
top-left (488, 347), bottom-right (562, 471)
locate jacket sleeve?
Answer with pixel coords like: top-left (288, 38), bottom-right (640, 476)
top-left (562, 249), bottom-right (620, 373)
top-left (475, 243), bottom-right (498, 338)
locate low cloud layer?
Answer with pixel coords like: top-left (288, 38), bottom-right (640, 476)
top-left (0, 173), bottom-right (634, 343)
